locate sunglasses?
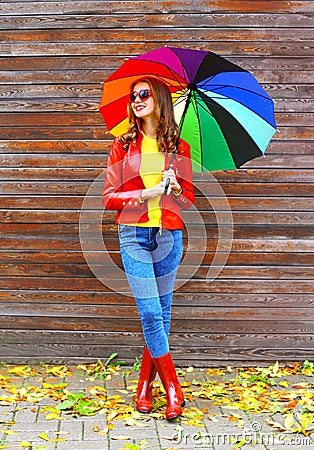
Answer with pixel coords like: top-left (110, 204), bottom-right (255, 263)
top-left (129, 89), bottom-right (153, 102)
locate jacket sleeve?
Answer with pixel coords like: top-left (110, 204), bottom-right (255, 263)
top-left (172, 140), bottom-right (195, 209)
top-left (102, 138), bottom-right (145, 211)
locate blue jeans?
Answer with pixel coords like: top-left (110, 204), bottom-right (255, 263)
top-left (118, 225), bottom-right (183, 358)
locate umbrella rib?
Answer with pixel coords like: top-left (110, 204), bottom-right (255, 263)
top-left (197, 87), bottom-right (275, 127)
top-left (194, 96), bottom-right (204, 171)
top-left (181, 93), bottom-right (204, 170)
top-left (134, 57), bottom-right (187, 91)
top-left (198, 79), bottom-right (273, 101)
top-left (173, 91), bottom-right (189, 107)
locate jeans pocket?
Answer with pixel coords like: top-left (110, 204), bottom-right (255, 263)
top-left (118, 224), bottom-right (136, 244)
top-left (118, 224), bottom-right (127, 233)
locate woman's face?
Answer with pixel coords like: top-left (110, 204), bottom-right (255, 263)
top-left (130, 81), bottom-right (156, 120)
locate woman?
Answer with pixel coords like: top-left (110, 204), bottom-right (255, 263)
top-left (102, 77), bottom-right (195, 419)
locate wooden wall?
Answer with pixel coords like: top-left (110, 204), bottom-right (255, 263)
top-left (0, 1), bottom-right (313, 366)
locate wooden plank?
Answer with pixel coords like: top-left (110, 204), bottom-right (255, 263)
top-left (1, 338), bottom-right (314, 357)
top-left (0, 112), bottom-right (104, 126)
top-left (1, 12), bottom-right (313, 30)
top-left (0, 154), bottom-right (105, 168)
top-left (0, 126), bottom-right (107, 140)
top-left (1, 209), bottom-right (314, 225)
top-left (2, 168), bottom-right (314, 182)
top-left (1, 263), bottom-right (313, 280)
top-left (1, 290), bottom-right (313, 307)
top-left (268, 141), bottom-right (314, 155)
top-left (0, 250), bottom-right (313, 268)
top-left (0, 155), bottom-right (105, 168)
top-left (2, 222), bottom-right (314, 239)
top-left (0, 99), bottom-right (100, 113)
top-left (0, 112), bottom-right (312, 127)
top-left (1, 180), bottom-right (314, 197)
top-left (0, 83), bottom-right (311, 100)
top-left (2, 303), bottom-right (314, 320)
top-left (0, 84), bottom-right (101, 98)
top-left (1, 153), bottom-right (313, 169)
top-left (243, 155), bottom-right (314, 169)
top-left (0, 1), bottom-right (203, 15)
top-left (1, 42), bottom-right (312, 57)
top-left (1, 196), bottom-right (314, 211)
top-left (0, 315), bottom-right (313, 335)
top-left (1, 125), bottom-right (312, 140)
top-left (1, 98), bottom-right (313, 114)
top-left (1, 234), bottom-right (313, 254)
top-left (1, 69), bottom-right (313, 85)
top-left (0, 276), bottom-right (313, 294)
top-left (2, 28), bottom-right (313, 43)
top-left (1, 1), bottom-right (312, 14)
top-left (1, 140), bottom-right (313, 156)
top-left (2, 330), bottom-right (313, 350)
top-left (0, 142), bottom-right (314, 159)
top-left (0, 124), bottom-right (314, 140)
top-left (1, 55), bottom-right (312, 72)
top-left (0, 248), bottom-right (314, 268)
top-left (0, 140), bottom-right (111, 154)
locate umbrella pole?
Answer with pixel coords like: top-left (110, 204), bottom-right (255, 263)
top-left (163, 152), bottom-right (176, 196)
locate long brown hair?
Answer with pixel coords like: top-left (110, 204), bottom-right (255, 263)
top-left (119, 77), bottom-right (180, 154)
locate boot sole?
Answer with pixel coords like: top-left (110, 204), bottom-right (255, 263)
top-left (136, 406), bottom-right (152, 413)
top-left (166, 410), bottom-right (182, 420)
top-left (166, 400), bottom-right (185, 420)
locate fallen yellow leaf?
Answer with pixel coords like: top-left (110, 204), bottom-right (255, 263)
top-left (265, 418), bottom-right (287, 432)
top-left (111, 435), bottom-right (131, 440)
top-left (284, 412), bottom-right (296, 430)
top-left (107, 411), bottom-right (119, 421)
top-left (1, 429), bottom-right (18, 435)
top-left (229, 414), bottom-right (242, 422)
top-left (45, 412), bottom-right (60, 421)
top-left (124, 418), bottom-right (150, 427)
top-left (8, 366), bottom-right (38, 378)
top-left (19, 441), bottom-right (32, 448)
top-left (39, 431), bottom-right (50, 441)
top-left (45, 366), bottom-right (72, 378)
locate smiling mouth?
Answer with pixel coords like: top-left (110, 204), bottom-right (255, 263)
top-left (134, 105), bottom-right (146, 111)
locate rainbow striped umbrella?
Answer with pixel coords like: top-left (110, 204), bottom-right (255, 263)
top-left (99, 46), bottom-right (276, 172)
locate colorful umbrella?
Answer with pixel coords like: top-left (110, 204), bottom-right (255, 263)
top-left (99, 46), bottom-right (277, 172)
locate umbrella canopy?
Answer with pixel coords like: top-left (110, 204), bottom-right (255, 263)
top-left (99, 46), bottom-right (277, 172)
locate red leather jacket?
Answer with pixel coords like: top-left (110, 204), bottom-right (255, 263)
top-left (102, 132), bottom-right (195, 230)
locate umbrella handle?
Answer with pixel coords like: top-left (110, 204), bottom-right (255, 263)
top-left (163, 177), bottom-right (171, 196)
top-left (163, 153), bottom-right (176, 196)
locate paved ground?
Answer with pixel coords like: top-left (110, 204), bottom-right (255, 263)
top-left (0, 363), bottom-right (313, 450)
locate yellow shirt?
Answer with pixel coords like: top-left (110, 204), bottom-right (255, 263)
top-left (130, 133), bottom-right (164, 227)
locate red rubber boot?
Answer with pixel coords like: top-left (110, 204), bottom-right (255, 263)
top-left (136, 347), bottom-right (157, 413)
top-left (153, 352), bottom-right (185, 420)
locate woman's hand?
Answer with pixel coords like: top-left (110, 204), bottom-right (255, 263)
top-left (140, 170), bottom-right (182, 201)
top-left (140, 180), bottom-right (168, 200)
top-left (162, 169), bottom-right (182, 194)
